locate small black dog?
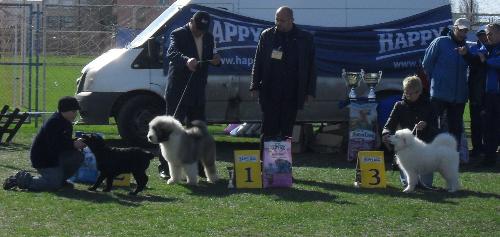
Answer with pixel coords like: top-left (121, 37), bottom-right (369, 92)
top-left (82, 134), bottom-right (155, 195)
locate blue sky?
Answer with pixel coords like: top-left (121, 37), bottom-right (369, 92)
top-left (451, 0), bottom-right (500, 14)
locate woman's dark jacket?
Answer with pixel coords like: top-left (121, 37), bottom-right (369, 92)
top-left (382, 96), bottom-right (438, 143)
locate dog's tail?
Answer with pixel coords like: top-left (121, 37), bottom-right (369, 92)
top-left (431, 132), bottom-right (457, 149)
top-left (187, 120), bottom-right (209, 138)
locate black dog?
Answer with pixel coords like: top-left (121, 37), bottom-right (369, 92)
top-left (82, 134), bottom-right (155, 195)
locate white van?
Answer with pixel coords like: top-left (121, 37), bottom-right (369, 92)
top-left (75, 0), bottom-right (452, 145)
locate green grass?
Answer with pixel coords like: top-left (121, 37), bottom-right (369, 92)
top-left (1, 124), bottom-right (499, 236)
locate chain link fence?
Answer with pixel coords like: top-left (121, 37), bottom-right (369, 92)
top-left (0, 1), bottom-right (169, 124)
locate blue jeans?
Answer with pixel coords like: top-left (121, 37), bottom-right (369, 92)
top-left (399, 170), bottom-right (434, 187)
top-left (17, 150), bottom-right (83, 191)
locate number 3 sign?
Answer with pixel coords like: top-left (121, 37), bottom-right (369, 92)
top-left (357, 151), bottom-right (386, 188)
top-left (234, 150), bottom-right (262, 188)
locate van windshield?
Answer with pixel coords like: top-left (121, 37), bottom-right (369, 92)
top-left (127, 5), bottom-right (180, 49)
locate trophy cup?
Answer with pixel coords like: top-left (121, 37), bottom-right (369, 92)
top-left (342, 68), bottom-right (364, 100)
top-left (227, 167), bottom-right (235, 189)
top-left (363, 71), bottom-right (383, 101)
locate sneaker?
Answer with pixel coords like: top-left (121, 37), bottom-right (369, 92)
top-left (159, 170), bottom-right (169, 179)
top-left (158, 164), bottom-right (170, 179)
top-left (61, 180), bottom-right (75, 189)
top-left (415, 183), bottom-right (438, 191)
top-left (3, 176), bottom-right (17, 190)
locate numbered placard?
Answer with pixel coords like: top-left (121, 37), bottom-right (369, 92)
top-left (234, 150), bottom-right (262, 188)
top-left (113, 173), bottom-right (131, 187)
top-left (358, 151), bottom-right (386, 188)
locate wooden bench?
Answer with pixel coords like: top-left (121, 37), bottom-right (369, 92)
top-left (0, 105), bottom-right (29, 144)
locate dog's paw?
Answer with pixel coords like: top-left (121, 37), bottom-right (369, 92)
top-left (128, 191), bottom-right (138, 196)
top-left (102, 188), bottom-right (111, 192)
top-left (207, 176), bottom-right (219, 184)
top-left (403, 187), bottom-right (414, 193)
top-left (166, 178), bottom-right (177, 184)
top-left (88, 187), bottom-right (97, 191)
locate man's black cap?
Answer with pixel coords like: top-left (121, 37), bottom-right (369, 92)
top-left (193, 11), bottom-right (211, 32)
top-left (58, 96), bottom-right (80, 112)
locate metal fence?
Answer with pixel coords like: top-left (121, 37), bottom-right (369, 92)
top-left (0, 2), bottom-right (169, 125)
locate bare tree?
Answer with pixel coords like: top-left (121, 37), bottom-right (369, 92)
top-left (458, 0), bottom-right (479, 26)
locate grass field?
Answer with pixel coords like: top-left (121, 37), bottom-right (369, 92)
top-left (1, 122), bottom-right (499, 236)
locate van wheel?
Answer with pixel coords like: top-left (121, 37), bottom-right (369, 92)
top-left (116, 95), bottom-right (165, 146)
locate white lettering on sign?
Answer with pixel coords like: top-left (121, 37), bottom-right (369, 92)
top-left (377, 27), bottom-right (444, 54)
top-left (212, 19), bottom-right (263, 44)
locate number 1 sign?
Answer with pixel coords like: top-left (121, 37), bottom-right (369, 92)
top-left (234, 150), bottom-right (262, 188)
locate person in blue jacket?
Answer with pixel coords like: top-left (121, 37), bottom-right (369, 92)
top-left (422, 18), bottom-right (470, 147)
top-left (3, 96), bottom-right (87, 191)
top-left (460, 22), bottom-right (500, 167)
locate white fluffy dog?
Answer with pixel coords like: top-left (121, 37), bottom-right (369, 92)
top-left (389, 129), bottom-right (460, 193)
top-left (147, 116), bottom-right (218, 185)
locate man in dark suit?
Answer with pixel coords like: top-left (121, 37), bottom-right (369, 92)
top-left (250, 6), bottom-right (316, 141)
top-left (158, 11), bottom-right (221, 178)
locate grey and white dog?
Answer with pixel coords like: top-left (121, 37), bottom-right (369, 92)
top-left (147, 116), bottom-right (218, 185)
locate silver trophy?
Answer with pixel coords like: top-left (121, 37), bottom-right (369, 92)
top-left (227, 167), bottom-right (235, 189)
top-left (363, 71), bottom-right (383, 100)
top-left (342, 68), bottom-right (364, 100)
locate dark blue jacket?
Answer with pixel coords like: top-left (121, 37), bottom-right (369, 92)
top-left (164, 24), bottom-right (216, 107)
top-left (481, 43), bottom-right (500, 94)
top-left (30, 112), bottom-right (75, 168)
top-left (464, 43), bottom-right (500, 94)
top-left (467, 41), bottom-right (487, 105)
top-left (422, 34), bottom-right (469, 103)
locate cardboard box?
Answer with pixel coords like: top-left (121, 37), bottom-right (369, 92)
top-left (321, 123), bottom-right (343, 132)
top-left (314, 133), bottom-right (343, 147)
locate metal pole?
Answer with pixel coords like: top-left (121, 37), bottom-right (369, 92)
top-left (14, 23), bottom-right (19, 107)
top-left (34, 3), bottom-right (40, 128)
top-left (42, 1), bottom-right (47, 123)
top-left (28, 3), bottom-right (33, 123)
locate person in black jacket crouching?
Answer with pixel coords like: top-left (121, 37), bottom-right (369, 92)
top-left (3, 96), bottom-right (86, 191)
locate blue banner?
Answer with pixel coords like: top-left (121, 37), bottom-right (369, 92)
top-left (149, 4), bottom-right (451, 77)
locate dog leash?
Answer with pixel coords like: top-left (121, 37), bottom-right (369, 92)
top-left (172, 59), bottom-right (215, 118)
top-left (173, 70), bottom-right (195, 118)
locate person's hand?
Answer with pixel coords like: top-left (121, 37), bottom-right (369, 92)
top-left (478, 53), bottom-right (486, 62)
top-left (73, 138), bottom-right (86, 150)
top-left (415, 121), bottom-right (427, 131)
top-left (382, 134), bottom-right (391, 143)
top-left (186, 58), bottom-right (198, 72)
top-left (250, 90), bottom-right (258, 98)
top-left (211, 54), bottom-right (221, 66)
top-left (456, 46), bottom-right (468, 55)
